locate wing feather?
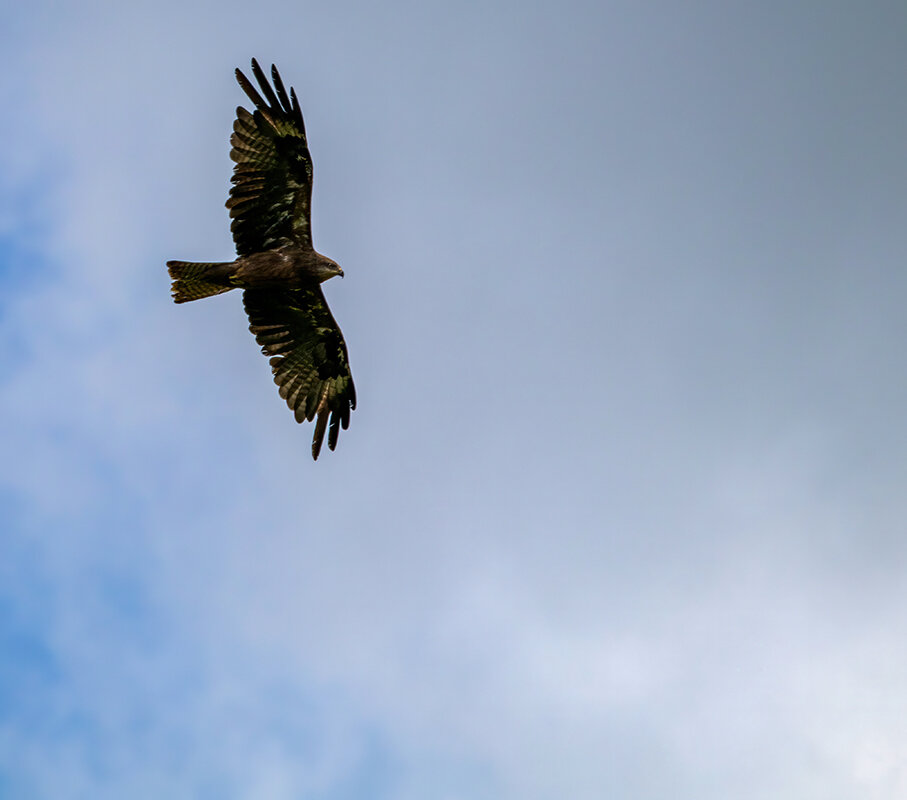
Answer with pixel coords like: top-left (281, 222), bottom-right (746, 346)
top-left (229, 59), bottom-right (314, 255)
top-left (244, 287), bottom-right (356, 460)
top-left (270, 64), bottom-right (294, 118)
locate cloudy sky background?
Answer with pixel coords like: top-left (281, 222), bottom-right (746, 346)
top-left (1, 1), bottom-right (906, 798)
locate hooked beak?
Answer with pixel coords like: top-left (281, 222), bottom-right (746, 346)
top-left (339, 268), bottom-right (344, 278)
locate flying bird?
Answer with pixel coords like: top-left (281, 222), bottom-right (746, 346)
top-left (167, 60), bottom-right (355, 459)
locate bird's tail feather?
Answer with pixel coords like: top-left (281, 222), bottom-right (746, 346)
top-left (167, 261), bottom-right (234, 303)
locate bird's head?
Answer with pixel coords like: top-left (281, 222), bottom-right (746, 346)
top-left (314, 254), bottom-right (344, 282)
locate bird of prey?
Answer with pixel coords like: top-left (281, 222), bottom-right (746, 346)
top-left (167, 60), bottom-right (355, 459)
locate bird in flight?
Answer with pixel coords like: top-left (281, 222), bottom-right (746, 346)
top-left (167, 60), bottom-right (355, 459)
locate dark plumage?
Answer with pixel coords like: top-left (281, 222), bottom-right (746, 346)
top-left (167, 60), bottom-right (355, 460)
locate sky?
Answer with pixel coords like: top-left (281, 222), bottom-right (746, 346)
top-left (1, 1), bottom-right (906, 798)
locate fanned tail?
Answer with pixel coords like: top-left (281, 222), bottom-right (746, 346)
top-left (167, 261), bottom-right (235, 303)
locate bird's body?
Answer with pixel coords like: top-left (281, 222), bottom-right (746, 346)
top-left (233, 245), bottom-right (343, 287)
top-left (167, 60), bottom-right (355, 459)
top-left (169, 244), bottom-right (342, 299)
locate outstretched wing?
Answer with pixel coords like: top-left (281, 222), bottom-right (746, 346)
top-left (228, 59), bottom-right (314, 255)
top-left (244, 288), bottom-right (356, 460)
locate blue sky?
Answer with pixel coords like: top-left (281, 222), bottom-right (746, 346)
top-left (1, 1), bottom-right (906, 798)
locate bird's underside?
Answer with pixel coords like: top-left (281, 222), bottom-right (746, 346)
top-left (166, 59), bottom-right (356, 460)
